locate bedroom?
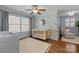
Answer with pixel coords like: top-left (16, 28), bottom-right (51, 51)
top-left (0, 5), bottom-right (79, 53)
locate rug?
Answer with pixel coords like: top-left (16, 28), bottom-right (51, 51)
top-left (19, 37), bottom-right (51, 53)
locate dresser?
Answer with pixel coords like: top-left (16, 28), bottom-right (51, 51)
top-left (32, 29), bottom-right (49, 40)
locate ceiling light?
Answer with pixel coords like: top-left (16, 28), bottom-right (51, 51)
top-left (68, 11), bottom-right (77, 16)
top-left (33, 9), bottom-right (38, 13)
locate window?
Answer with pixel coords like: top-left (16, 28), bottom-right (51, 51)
top-left (9, 14), bottom-right (30, 33)
top-left (65, 17), bottom-right (75, 27)
top-left (66, 18), bottom-right (70, 27)
top-left (71, 18), bottom-right (75, 27)
top-left (21, 17), bottom-right (30, 32)
top-left (9, 15), bottom-right (20, 33)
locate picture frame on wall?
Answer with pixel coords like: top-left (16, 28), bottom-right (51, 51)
top-left (40, 19), bottom-right (46, 26)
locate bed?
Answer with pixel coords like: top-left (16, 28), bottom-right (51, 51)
top-left (0, 31), bottom-right (19, 53)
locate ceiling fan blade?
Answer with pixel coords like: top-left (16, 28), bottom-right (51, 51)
top-left (38, 9), bottom-right (46, 11)
top-left (37, 12), bottom-right (41, 15)
top-left (25, 9), bottom-right (32, 11)
top-left (31, 12), bottom-right (34, 14)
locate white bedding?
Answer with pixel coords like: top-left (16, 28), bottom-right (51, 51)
top-left (0, 31), bottom-right (17, 41)
top-left (0, 31), bottom-right (19, 53)
top-left (0, 35), bottom-right (17, 41)
top-left (0, 31), bottom-right (14, 37)
top-left (0, 31), bottom-right (30, 53)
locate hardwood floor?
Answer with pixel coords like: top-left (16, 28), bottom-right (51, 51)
top-left (29, 37), bottom-right (79, 53)
top-left (47, 39), bottom-right (79, 53)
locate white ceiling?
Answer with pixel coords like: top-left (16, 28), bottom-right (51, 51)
top-left (2, 5), bottom-right (32, 12)
top-left (3, 5), bottom-right (79, 11)
top-left (1, 5), bottom-right (79, 16)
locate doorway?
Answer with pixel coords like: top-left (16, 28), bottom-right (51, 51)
top-left (58, 10), bottom-right (79, 44)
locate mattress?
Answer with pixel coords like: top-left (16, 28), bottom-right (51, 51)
top-left (0, 31), bottom-right (19, 53)
top-left (0, 32), bottom-right (18, 42)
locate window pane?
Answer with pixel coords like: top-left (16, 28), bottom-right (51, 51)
top-left (21, 17), bottom-right (30, 24)
top-left (71, 23), bottom-right (75, 27)
top-left (9, 15), bottom-right (20, 24)
top-left (71, 18), bottom-right (75, 27)
top-left (9, 14), bottom-right (20, 33)
top-left (66, 18), bottom-right (70, 27)
top-left (9, 25), bottom-right (20, 33)
top-left (9, 14), bottom-right (30, 32)
top-left (22, 25), bottom-right (30, 32)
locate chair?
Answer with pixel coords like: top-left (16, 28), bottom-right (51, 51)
top-left (63, 28), bottom-right (75, 39)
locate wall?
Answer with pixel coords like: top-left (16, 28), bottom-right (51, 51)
top-left (32, 6), bottom-right (59, 40)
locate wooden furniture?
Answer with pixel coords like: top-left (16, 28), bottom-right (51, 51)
top-left (32, 29), bottom-right (49, 40)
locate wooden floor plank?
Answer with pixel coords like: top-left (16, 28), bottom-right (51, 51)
top-left (28, 37), bottom-right (79, 53)
top-left (47, 39), bottom-right (79, 53)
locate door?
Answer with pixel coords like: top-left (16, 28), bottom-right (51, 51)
top-left (60, 16), bottom-right (77, 36)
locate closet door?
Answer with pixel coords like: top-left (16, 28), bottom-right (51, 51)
top-left (0, 10), bottom-right (2, 31)
top-left (2, 11), bottom-right (8, 31)
top-left (0, 10), bottom-right (8, 31)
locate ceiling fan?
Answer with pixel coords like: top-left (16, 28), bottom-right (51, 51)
top-left (25, 5), bottom-right (46, 15)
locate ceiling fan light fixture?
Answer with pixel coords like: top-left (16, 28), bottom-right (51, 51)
top-left (68, 11), bottom-right (77, 16)
top-left (25, 5), bottom-right (46, 15)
